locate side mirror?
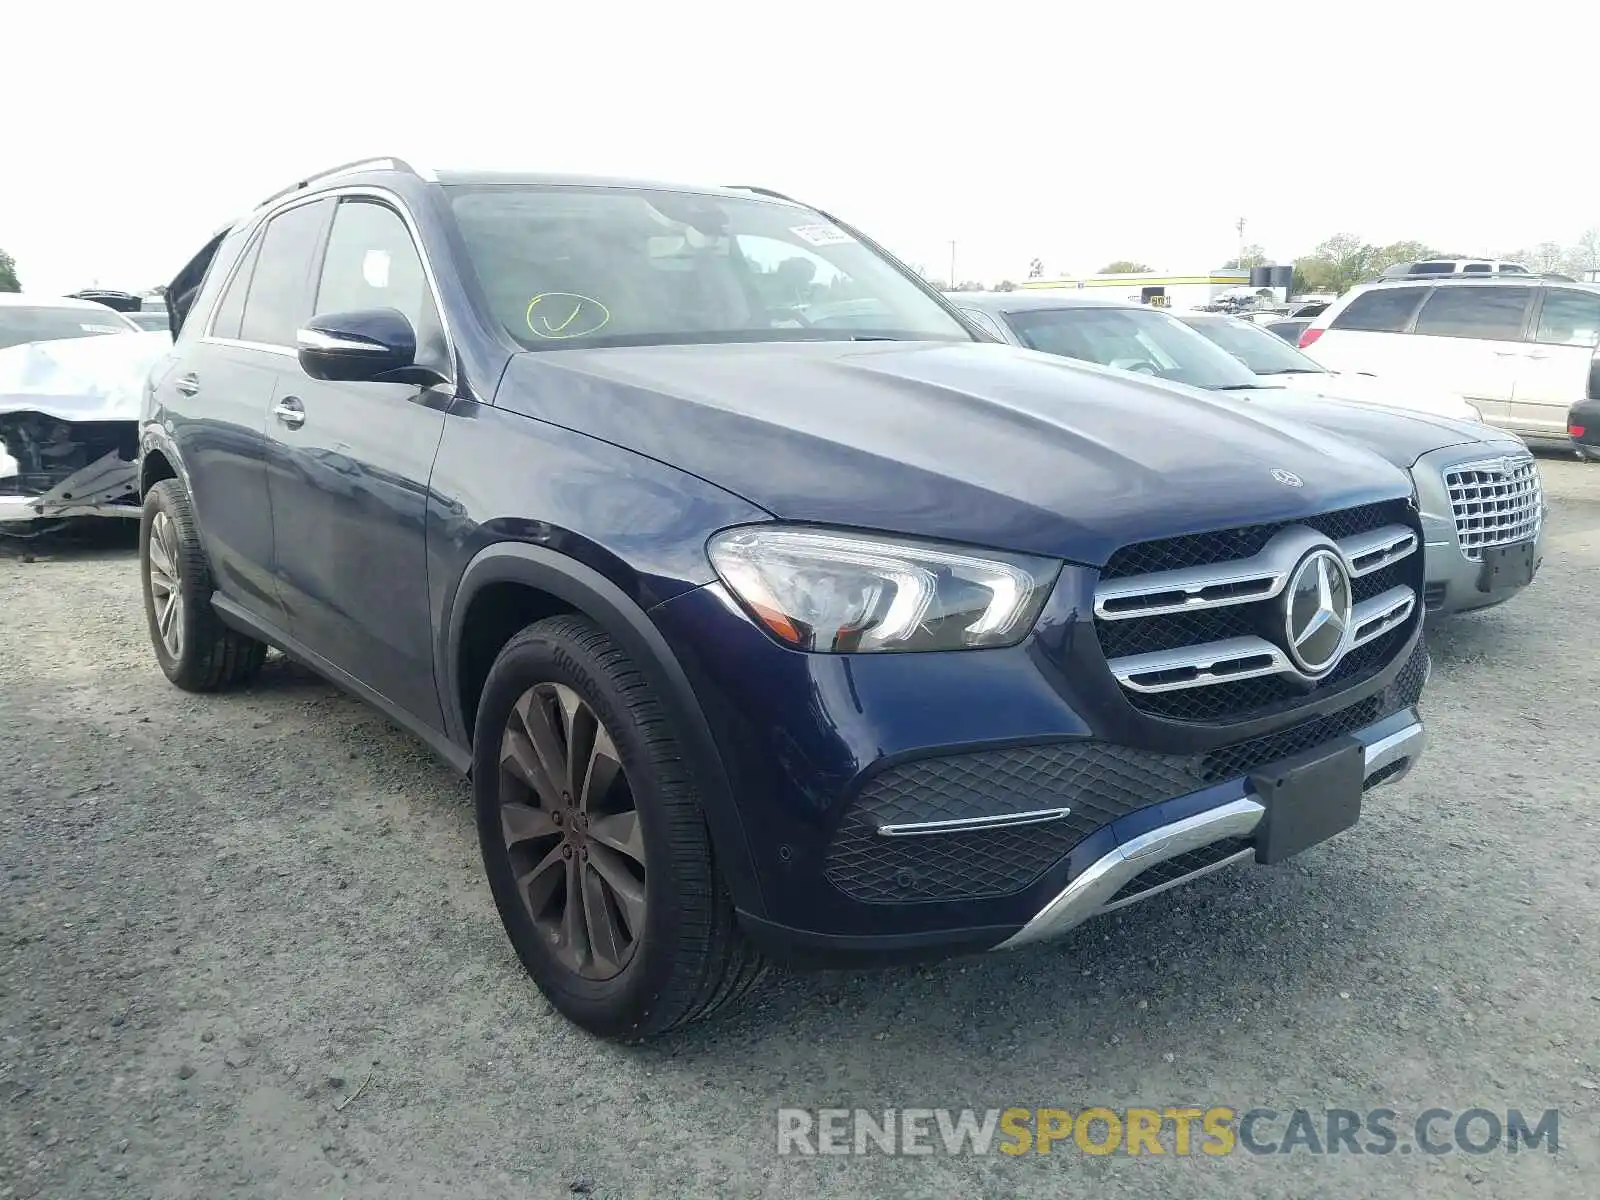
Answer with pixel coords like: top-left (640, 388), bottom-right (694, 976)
top-left (296, 308), bottom-right (428, 383)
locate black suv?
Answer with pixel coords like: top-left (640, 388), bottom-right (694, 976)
top-left (140, 158), bottom-right (1430, 1039)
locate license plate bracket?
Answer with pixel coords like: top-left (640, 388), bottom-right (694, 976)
top-left (1476, 539), bottom-right (1537, 593)
top-left (1250, 736), bottom-right (1366, 865)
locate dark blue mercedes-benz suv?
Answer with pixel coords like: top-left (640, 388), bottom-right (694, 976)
top-left (139, 158), bottom-right (1429, 1039)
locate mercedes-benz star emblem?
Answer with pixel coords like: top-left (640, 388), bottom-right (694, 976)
top-left (1271, 468), bottom-right (1303, 487)
top-left (1283, 548), bottom-right (1352, 675)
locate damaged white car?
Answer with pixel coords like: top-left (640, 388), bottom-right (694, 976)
top-left (0, 331), bottom-right (172, 533)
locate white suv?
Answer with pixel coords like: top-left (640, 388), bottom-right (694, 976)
top-left (1299, 277), bottom-right (1600, 444)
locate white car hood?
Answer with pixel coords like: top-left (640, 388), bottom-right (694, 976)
top-left (0, 332), bottom-right (171, 422)
top-left (1257, 369), bottom-right (1480, 421)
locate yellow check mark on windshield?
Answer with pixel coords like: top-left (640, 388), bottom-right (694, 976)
top-left (538, 302), bottom-right (583, 334)
top-left (525, 293), bottom-right (610, 339)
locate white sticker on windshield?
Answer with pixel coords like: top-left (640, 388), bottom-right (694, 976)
top-left (790, 224), bottom-right (854, 247)
top-left (362, 249), bottom-right (392, 289)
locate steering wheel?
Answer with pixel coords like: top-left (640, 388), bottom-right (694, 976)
top-left (1109, 357), bottom-right (1163, 377)
top-left (780, 305), bottom-right (814, 327)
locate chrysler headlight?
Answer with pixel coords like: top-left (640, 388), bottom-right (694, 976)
top-left (707, 526), bottom-right (1060, 653)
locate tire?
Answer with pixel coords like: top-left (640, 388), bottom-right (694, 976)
top-left (472, 613), bottom-right (765, 1040)
top-left (139, 478), bottom-right (268, 691)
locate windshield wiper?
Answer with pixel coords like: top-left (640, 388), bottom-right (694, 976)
top-left (1264, 367), bottom-right (1326, 375)
top-left (1211, 383), bottom-right (1269, 391)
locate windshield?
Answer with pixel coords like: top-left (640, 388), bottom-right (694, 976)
top-left (445, 185), bottom-right (974, 349)
top-left (1180, 314), bottom-right (1327, 375)
top-left (0, 306), bottom-right (135, 351)
top-left (1003, 305), bottom-right (1262, 390)
top-left (128, 311), bottom-right (171, 332)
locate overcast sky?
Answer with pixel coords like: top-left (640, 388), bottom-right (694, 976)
top-left (5, 1), bottom-right (1597, 294)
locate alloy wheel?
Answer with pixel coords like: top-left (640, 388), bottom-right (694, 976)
top-left (147, 511), bottom-right (185, 659)
top-left (498, 683), bottom-right (646, 980)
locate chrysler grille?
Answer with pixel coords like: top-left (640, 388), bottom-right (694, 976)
top-left (1444, 456), bottom-right (1542, 562)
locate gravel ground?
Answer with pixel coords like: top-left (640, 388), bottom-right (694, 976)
top-left (2, 456), bottom-right (1598, 1200)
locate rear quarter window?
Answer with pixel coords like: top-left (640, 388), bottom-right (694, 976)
top-left (1329, 287), bottom-right (1428, 333)
top-left (1412, 286), bottom-right (1533, 340)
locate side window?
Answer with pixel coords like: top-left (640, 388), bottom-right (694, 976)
top-left (1408, 262), bottom-right (1456, 276)
top-left (208, 236), bottom-right (260, 340)
top-left (239, 201), bottom-right (331, 346)
top-left (1330, 287), bottom-right (1427, 333)
top-left (1534, 289), bottom-right (1600, 347)
top-left (1462, 264), bottom-right (1491, 274)
top-left (1412, 286), bottom-right (1532, 340)
top-left (315, 201), bottom-right (434, 327)
top-left (314, 199), bottom-right (446, 370)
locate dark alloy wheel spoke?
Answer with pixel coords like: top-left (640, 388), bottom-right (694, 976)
top-left (498, 682), bottom-right (646, 981)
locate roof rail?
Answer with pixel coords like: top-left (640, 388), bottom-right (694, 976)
top-left (255, 157), bottom-right (426, 210)
top-left (1376, 270), bottom-right (1579, 284)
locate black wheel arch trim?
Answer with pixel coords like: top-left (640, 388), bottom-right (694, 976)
top-left (442, 541), bottom-right (768, 919)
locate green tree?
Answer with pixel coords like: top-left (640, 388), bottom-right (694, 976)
top-left (995, 279), bottom-right (1018, 292)
top-left (1098, 260), bottom-right (1152, 274)
top-left (1223, 244), bottom-right (1269, 269)
top-left (0, 249), bottom-right (19, 293)
top-left (1290, 234), bottom-right (1440, 295)
top-left (1368, 240), bottom-right (1438, 276)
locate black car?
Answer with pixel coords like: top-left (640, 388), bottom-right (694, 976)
top-left (1570, 398), bottom-right (1600, 460)
top-left (141, 158), bottom-right (1431, 1039)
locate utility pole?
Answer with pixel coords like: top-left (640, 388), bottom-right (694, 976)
top-left (948, 241), bottom-right (957, 289)
top-left (1236, 217), bottom-right (1246, 269)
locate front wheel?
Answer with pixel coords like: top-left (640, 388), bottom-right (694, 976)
top-left (139, 479), bottom-right (267, 691)
top-left (472, 614), bottom-right (764, 1039)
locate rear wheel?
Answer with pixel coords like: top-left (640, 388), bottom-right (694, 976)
top-left (473, 614), bottom-right (764, 1039)
top-left (139, 479), bottom-right (268, 691)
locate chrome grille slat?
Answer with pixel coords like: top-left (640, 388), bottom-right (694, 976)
top-left (1094, 502), bottom-right (1422, 721)
top-left (1095, 523), bottom-right (1416, 621)
top-left (1108, 585), bottom-right (1416, 694)
top-left (1444, 456), bottom-right (1542, 562)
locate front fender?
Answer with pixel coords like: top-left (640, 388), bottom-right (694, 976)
top-left (441, 541), bottom-right (767, 919)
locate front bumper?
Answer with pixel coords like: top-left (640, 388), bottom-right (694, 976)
top-left (649, 574), bottom-right (1431, 968)
top-left (997, 711), bottom-right (1423, 949)
top-left (1414, 445), bottom-right (1546, 615)
top-left (0, 452), bottom-right (140, 527)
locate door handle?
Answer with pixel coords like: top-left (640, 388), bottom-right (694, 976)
top-left (175, 373), bottom-right (200, 396)
top-left (1524, 351), bottom-right (1549, 360)
top-left (1492, 349), bottom-right (1520, 357)
top-left (273, 396), bottom-right (306, 429)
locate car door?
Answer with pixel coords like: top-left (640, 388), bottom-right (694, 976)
top-left (264, 194), bottom-right (453, 728)
top-left (1405, 284), bottom-right (1535, 427)
top-left (153, 201), bottom-right (330, 622)
top-left (1508, 286), bottom-right (1600, 438)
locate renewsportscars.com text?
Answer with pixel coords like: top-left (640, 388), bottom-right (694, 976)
top-left (776, 1106), bottom-right (1560, 1157)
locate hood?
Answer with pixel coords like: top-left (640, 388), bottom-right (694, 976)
top-left (1214, 384), bottom-right (1504, 468)
top-left (497, 340), bottom-right (1413, 566)
top-left (1255, 368), bottom-right (1480, 421)
top-left (0, 332), bottom-right (172, 422)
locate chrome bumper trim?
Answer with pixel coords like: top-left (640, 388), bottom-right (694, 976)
top-left (876, 807), bottom-right (1072, 837)
top-left (994, 718), bottom-right (1426, 951)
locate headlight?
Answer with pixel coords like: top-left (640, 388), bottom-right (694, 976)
top-left (707, 526), bottom-right (1060, 653)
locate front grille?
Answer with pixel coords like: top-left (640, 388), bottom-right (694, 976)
top-left (822, 638), bottom-right (1428, 905)
top-left (1094, 499), bottom-right (1421, 724)
top-left (1099, 502), bottom-right (1406, 580)
top-left (1444, 456), bottom-right (1542, 561)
